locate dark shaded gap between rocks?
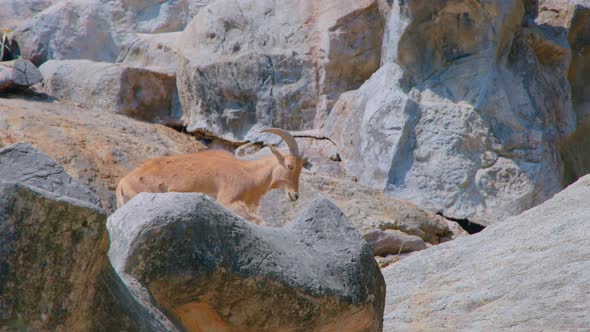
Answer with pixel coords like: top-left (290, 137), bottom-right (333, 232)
top-left (436, 212), bottom-right (486, 234)
top-left (166, 124), bottom-right (245, 152)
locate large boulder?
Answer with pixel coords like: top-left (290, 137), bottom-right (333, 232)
top-left (0, 143), bottom-right (183, 330)
top-left (382, 174), bottom-right (590, 331)
top-left (176, 0), bottom-right (385, 141)
top-left (39, 59), bottom-right (182, 125)
top-left (108, 193), bottom-right (385, 331)
top-left (0, 97), bottom-right (204, 213)
top-left (0, 59), bottom-right (43, 91)
top-left (13, 0), bottom-right (214, 65)
top-left (326, 0), bottom-right (575, 225)
top-left (0, 181), bottom-right (104, 330)
top-left (0, 181), bottom-right (170, 330)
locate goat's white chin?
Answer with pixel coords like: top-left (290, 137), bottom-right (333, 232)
top-left (287, 192), bottom-right (299, 202)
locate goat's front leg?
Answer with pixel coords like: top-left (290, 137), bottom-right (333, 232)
top-left (217, 196), bottom-right (264, 225)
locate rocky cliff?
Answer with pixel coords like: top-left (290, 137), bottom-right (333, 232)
top-left (1, 0), bottom-right (590, 330)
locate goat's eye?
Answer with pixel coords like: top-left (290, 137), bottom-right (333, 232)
top-left (287, 164), bottom-right (294, 170)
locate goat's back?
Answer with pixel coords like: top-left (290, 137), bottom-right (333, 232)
top-left (119, 149), bottom-right (241, 199)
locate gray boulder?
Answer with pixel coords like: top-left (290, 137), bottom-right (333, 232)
top-left (108, 193), bottom-right (385, 331)
top-left (0, 142), bottom-right (100, 207)
top-left (382, 174), bottom-right (590, 331)
top-left (0, 143), bottom-right (178, 330)
top-left (39, 59), bottom-right (181, 125)
top-left (326, 0), bottom-right (575, 225)
top-left (0, 59), bottom-right (42, 91)
top-left (0, 181), bottom-right (172, 330)
top-left (176, 0), bottom-right (384, 141)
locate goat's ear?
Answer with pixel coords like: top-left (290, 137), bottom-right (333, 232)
top-left (269, 145), bottom-right (285, 164)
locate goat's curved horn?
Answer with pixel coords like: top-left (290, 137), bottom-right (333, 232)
top-left (261, 128), bottom-right (300, 157)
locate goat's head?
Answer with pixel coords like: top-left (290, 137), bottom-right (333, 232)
top-left (262, 128), bottom-right (304, 202)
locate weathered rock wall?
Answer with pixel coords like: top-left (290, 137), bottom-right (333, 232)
top-left (326, 0), bottom-right (577, 225)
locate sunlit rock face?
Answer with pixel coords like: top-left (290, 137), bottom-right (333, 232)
top-left (382, 174), bottom-right (590, 331)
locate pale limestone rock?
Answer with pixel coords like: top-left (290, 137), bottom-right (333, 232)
top-left (382, 174), bottom-right (590, 331)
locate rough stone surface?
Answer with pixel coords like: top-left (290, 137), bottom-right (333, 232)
top-left (324, 63), bottom-right (417, 189)
top-left (0, 142), bottom-right (100, 207)
top-left (327, 0), bottom-right (576, 225)
top-left (0, 0), bottom-right (58, 28)
top-left (177, 0), bottom-right (385, 141)
top-left (560, 3), bottom-right (590, 185)
top-left (13, 0), bottom-right (213, 65)
top-left (364, 229), bottom-right (427, 256)
top-left (382, 174), bottom-right (590, 331)
top-left (0, 144), bottom-right (180, 330)
top-left (0, 181), bottom-right (169, 331)
top-left (39, 59), bottom-right (182, 125)
top-left (0, 97), bottom-right (204, 213)
top-left (108, 193), bottom-right (385, 331)
top-left (0, 59), bottom-right (42, 90)
top-left (116, 32), bottom-right (180, 75)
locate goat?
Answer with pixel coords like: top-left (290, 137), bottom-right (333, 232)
top-left (115, 128), bottom-right (303, 224)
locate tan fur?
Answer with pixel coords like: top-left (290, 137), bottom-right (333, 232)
top-left (115, 149), bottom-right (303, 224)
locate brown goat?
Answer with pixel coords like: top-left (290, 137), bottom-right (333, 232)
top-left (116, 128), bottom-right (303, 224)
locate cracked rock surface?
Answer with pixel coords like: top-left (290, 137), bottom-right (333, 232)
top-left (0, 59), bottom-right (43, 91)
